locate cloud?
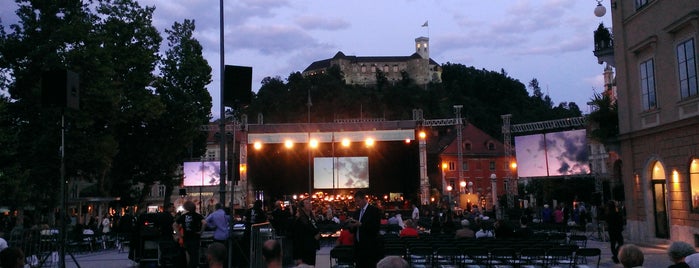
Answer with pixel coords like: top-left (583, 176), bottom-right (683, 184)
top-left (295, 15), bottom-right (350, 31)
top-left (233, 24), bottom-right (319, 54)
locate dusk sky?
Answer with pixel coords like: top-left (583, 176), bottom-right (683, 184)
top-left (1, 0), bottom-right (613, 118)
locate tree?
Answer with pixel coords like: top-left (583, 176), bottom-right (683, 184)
top-left (0, 0), bottom-right (212, 212)
top-left (0, 0), bottom-right (98, 211)
top-left (588, 92), bottom-right (619, 142)
top-left (151, 19), bottom-right (212, 206)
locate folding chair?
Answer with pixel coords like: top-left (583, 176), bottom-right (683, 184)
top-left (490, 248), bottom-right (517, 267)
top-left (574, 248), bottom-right (601, 268)
top-left (569, 235), bottom-right (588, 248)
top-left (463, 247), bottom-right (489, 268)
top-left (547, 247), bottom-right (575, 268)
top-left (433, 246), bottom-right (461, 268)
top-left (407, 246), bottom-right (433, 268)
top-left (520, 247), bottom-right (547, 268)
top-left (330, 245), bottom-right (355, 268)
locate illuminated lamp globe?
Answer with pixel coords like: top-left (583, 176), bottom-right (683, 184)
top-left (594, 2), bottom-right (606, 17)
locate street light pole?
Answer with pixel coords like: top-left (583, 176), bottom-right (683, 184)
top-left (491, 173), bottom-right (498, 219)
top-left (307, 88), bottom-right (312, 195)
top-left (218, 0), bottom-right (226, 207)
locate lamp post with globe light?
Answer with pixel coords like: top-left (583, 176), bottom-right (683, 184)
top-left (446, 185), bottom-right (453, 209)
top-left (491, 173), bottom-right (499, 219)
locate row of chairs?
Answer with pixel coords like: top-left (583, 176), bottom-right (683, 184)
top-left (330, 244), bottom-right (601, 268)
top-left (393, 246), bottom-right (601, 268)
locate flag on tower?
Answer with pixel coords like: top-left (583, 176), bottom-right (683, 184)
top-left (421, 20), bottom-right (428, 27)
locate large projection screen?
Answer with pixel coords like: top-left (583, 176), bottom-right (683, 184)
top-left (183, 161), bottom-right (224, 186)
top-left (515, 129), bottom-right (589, 177)
top-left (314, 157), bottom-right (369, 189)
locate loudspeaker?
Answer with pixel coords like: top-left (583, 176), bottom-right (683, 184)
top-left (179, 188), bottom-right (187, 196)
top-left (41, 69), bottom-right (79, 110)
top-left (223, 65), bottom-right (252, 107)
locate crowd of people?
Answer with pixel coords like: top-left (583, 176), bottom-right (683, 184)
top-left (2, 194), bottom-right (699, 268)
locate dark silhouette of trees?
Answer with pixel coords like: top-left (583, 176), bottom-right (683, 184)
top-left (247, 62), bottom-right (583, 139)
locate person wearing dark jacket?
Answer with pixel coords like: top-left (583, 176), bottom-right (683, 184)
top-left (606, 200), bottom-right (625, 264)
top-left (347, 191), bottom-right (382, 268)
top-left (291, 198), bottom-right (320, 266)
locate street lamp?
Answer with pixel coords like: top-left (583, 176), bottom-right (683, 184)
top-left (490, 173), bottom-right (498, 219)
top-left (460, 181), bottom-right (466, 194)
top-left (446, 185), bottom-right (453, 209)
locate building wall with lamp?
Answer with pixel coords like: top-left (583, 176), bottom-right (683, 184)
top-left (437, 123), bottom-right (512, 209)
top-left (604, 0), bottom-right (699, 244)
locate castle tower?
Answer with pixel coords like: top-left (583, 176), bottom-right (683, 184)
top-left (415, 37), bottom-right (429, 59)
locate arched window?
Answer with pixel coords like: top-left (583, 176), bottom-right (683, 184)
top-left (690, 158), bottom-right (699, 212)
top-left (652, 161), bottom-right (666, 180)
top-left (487, 142), bottom-right (495, 151)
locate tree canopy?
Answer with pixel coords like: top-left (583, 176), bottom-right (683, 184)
top-left (0, 0), bottom-right (212, 211)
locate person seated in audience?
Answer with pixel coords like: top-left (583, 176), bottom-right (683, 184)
top-left (618, 244), bottom-right (644, 268)
top-left (206, 242), bottom-right (227, 268)
top-left (454, 219), bottom-right (474, 239)
top-left (398, 219), bottom-right (419, 238)
top-left (493, 219), bottom-right (514, 239)
top-left (377, 255), bottom-right (409, 268)
top-left (475, 221), bottom-right (494, 239)
top-left (667, 241), bottom-right (696, 268)
top-left (0, 247), bottom-right (25, 268)
top-left (336, 222), bottom-right (354, 246)
top-left (684, 251), bottom-right (699, 268)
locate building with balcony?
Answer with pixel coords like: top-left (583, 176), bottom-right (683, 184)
top-left (303, 37), bottom-right (442, 86)
top-left (596, 0), bottom-right (699, 244)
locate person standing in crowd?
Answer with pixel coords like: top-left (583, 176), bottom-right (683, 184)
top-left (206, 242), bottom-right (227, 268)
top-left (541, 204), bottom-right (552, 223)
top-left (667, 241), bottom-right (696, 268)
top-left (553, 205), bottom-right (564, 224)
top-left (206, 203), bottom-right (230, 244)
top-left (100, 213), bottom-right (111, 249)
top-left (411, 203), bottom-right (420, 221)
top-left (606, 200), bottom-right (625, 264)
top-left (347, 190), bottom-right (382, 268)
top-left (291, 198), bottom-right (320, 266)
top-left (262, 239), bottom-right (283, 268)
top-left (246, 200), bottom-right (267, 225)
top-left (270, 200), bottom-right (291, 236)
top-left (176, 200), bottom-right (206, 268)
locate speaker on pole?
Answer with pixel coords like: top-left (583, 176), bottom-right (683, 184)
top-left (41, 69), bottom-right (79, 110)
top-left (223, 65), bottom-right (252, 108)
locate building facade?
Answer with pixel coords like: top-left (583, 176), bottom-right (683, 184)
top-left (602, 0), bottom-right (699, 244)
top-left (437, 124), bottom-right (513, 210)
top-left (303, 37), bottom-right (442, 86)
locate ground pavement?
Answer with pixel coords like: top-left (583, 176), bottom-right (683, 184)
top-left (46, 237), bottom-right (672, 267)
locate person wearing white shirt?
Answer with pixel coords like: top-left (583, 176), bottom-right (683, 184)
top-left (411, 204), bottom-right (419, 221)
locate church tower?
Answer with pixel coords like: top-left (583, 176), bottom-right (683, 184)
top-left (415, 37), bottom-right (429, 59)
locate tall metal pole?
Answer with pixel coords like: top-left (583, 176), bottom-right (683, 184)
top-left (59, 112), bottom-right (66, 268)
top-left (218, 0), bottom-right (226, 206)
top-left (307, 88), bottom-right (312, 195)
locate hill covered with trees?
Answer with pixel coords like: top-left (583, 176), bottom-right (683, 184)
top-left (244, 62), bottom-right (583, 139)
